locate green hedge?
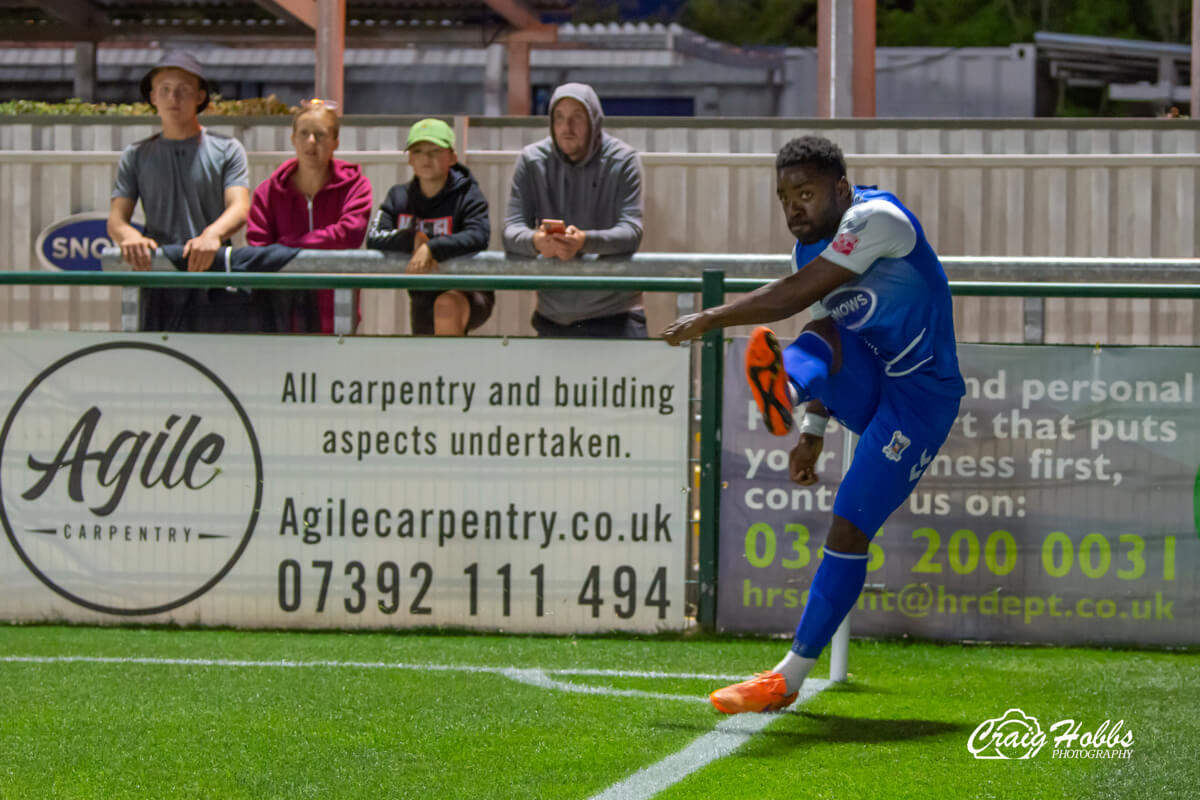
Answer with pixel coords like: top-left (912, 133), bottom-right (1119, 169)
top-left (0, 95), bottom-right (294, 116)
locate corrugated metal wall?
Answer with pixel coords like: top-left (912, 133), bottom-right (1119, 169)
top-left (0, 42), bottom-right (1032, 118)
top-left (2, 119), bottom-right (1196, 343)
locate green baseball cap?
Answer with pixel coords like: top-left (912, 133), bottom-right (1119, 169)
top-left (406, 118), bottom-right (455, 150)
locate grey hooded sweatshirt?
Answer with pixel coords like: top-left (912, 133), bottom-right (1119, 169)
top-left (502, 83), bottom-right (645, 326)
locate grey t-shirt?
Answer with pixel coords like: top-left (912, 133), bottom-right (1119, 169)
top-left (112, 129), bottom-right (249, 244)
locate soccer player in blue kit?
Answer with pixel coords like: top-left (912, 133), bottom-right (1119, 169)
top-left (663, 136), bottom-right (966, 713)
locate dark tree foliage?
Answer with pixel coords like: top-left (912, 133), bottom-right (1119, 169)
top-left (670, 0), bottom-right (1191, 47)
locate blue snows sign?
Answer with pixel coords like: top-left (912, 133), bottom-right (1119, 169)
top-left (35, 212), bottom-right (141, 271)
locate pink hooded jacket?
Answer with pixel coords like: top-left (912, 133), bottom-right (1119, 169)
top-left (248, 158), bottom-right (372, 331)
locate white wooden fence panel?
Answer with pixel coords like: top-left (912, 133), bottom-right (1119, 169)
top-left (0, 135), bottom-right (1196, 343)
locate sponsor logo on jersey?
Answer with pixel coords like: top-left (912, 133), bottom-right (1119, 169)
top-left (883, 430), bottom-right (911, 462)
top-left (831, 233), bottom-right (859, 255)
top-left (823, 286), bottom-right (878, 330)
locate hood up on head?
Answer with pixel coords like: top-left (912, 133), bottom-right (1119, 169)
top-left (548, 82), bottom-right (604, 165)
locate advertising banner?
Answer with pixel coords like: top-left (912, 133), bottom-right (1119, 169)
top-left (0, 333), bottom-right (689, 633)
top-left (34, 212), bottom-right (141, 271)
top-left (718, 339), bottom-right (1199, 646)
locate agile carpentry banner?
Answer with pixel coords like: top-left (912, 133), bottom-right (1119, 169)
top-left (0, 334), bottom-right (689, 633)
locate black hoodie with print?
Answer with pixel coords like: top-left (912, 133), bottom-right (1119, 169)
top-left (366, 162), bottom-right (490, 260)
top-left (367, 162), bottom-right (493, 334)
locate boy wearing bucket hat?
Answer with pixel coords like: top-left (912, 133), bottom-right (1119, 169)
top-left (367, 118), bottom-right (494, 335)
top-left (107, 50), bottom-right (252, 331)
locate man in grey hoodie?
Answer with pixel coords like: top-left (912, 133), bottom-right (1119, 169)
top-left (503, 83), bottom-right (646, 337)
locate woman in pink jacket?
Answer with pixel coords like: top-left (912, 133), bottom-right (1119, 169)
top-left (247, 99), bottom-right (372, 333)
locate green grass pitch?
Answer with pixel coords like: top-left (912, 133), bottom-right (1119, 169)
top-left (1, 625), bottom-right (1197, 799)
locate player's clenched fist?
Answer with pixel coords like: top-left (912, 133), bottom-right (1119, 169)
top-left (789, 433), bottom-right (823, 485)
top-left (661, 311), bottom-right (715, 345)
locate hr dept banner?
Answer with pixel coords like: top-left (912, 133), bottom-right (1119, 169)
top-left (0, 334), bottom-right (689, 633)
top-left (717, 340), bottom-right (1200, 646)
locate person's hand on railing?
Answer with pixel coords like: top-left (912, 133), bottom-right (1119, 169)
top-left (533, 219), bottom-right (586, 261)
top-left (406, 231), bottom-right (438, 274)
top-left (183, 229), bottom-right (222, 272)
top-left (532, 227), bottom-right (561, 259)
top-left (117, 232), bottom-right (160, 271)
top-left (555, 225), bottom-right (586, 259)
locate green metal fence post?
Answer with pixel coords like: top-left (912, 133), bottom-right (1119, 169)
top-left (697, 269), bottom-right (725, 630)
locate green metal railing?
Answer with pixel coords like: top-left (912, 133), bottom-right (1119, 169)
top-left (3, 270), bottom-right (1200, 298)
top-left (4, 268), bottom-right (1199, 629)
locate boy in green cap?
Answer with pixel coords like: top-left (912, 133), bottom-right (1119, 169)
top-left (367, 118), bottom-right (494, 335)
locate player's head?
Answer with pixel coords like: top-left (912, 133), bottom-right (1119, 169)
top-left (775, 136), bottom-right (852, 244)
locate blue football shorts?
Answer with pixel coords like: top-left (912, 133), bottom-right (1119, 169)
top-left (785, 330), bottom-right (961, 539)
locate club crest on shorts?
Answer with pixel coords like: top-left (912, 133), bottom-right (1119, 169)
top-left (882, 430), bottom-right (911, 462)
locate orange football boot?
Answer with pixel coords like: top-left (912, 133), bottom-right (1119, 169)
top-left (746, 326), bottom-right (794, 436)
top-left (709, 671), bottom-right (799, 714)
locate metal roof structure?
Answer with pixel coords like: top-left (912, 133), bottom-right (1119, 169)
top-left (1, 0), bottom-right (571, 112)
top-left (0, 0), bottom-right (572, 43)
top-left (1034, 31), bottom-right (1192, 106)
top-left (558, 22), bottom-right (783, 70)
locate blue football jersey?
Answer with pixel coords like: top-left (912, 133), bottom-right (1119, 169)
top-left (792, 186), bottom-right (964, 397)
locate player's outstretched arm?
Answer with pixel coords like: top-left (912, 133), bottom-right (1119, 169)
top-left (661, 257), bottom-right (856, 345)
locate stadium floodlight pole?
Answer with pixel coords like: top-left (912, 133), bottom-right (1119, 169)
top-left (315, 0), bottom-right (346, 113)
top-left (852, 0), bottom-right (876, 118)
top-left (818, 0), bottom-right (856, 117)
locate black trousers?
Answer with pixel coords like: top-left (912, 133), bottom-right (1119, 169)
top-left (531, 309), bottom-right (648, 339)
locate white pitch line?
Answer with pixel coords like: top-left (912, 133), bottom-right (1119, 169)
top-left (552, 667), bottom-right (749, 681)
top-left (588, 679), bottom-right (832, 800)
top-left (502, 668), bottom-right (711, 704)
top-left (0, 655), bottom-right (747, 683)
top-left (0, 655), bottom-right (748, 706)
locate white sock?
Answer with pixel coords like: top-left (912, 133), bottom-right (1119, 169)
top-left (772, 651), bottom-right (817, 694)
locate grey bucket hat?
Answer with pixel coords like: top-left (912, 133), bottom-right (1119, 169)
top-left (140, 51), bottom-right (214, 113)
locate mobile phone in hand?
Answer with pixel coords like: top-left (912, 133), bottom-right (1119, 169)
top-left (540, 219), bottom-right (566, 235)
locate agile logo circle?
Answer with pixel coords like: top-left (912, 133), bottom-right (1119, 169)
top-left (0, 342), bottom-right (262, 615)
